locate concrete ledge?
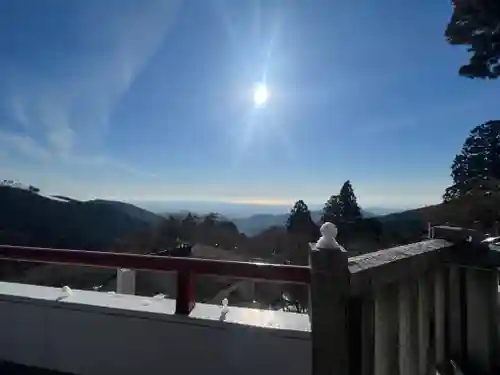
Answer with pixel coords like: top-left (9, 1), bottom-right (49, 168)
top-left (0, 282), bottom-right (311, 375)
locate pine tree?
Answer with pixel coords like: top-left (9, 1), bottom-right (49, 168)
top-left (443, 120), bottom-right (500, 202)
top-left (321, 194), bottom-right (342, 224)
top-left (286, 201), bottom-right (305, 233)
top-left (284, 200), bottom-right (318, 312)
top-left (445, 0), bottom-right (500, 79)
top-left (338, 180), bottom-right (362, 223)
top-left (287, 200), bottom-right (315, 235)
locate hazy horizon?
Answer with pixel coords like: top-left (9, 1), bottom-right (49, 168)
top-left (128, 199), bottom-right (412, 218)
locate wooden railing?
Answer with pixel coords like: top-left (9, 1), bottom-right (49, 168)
top-left (0, 245), bottom-right (310, 314)
top-left (0, 225), bottom-right (499, 375)
top-left (309, 225), bottom-right (500, 375)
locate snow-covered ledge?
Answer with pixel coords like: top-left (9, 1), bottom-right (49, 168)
top-left (0, 282), bottom-right (311, 375)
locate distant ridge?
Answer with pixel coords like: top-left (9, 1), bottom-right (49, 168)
top-left (232, 208), bottom-right (399, 236)
top-left (0, 186), bottom-right (158, 250)
top-left (89, 199), bottom-right (162, 225)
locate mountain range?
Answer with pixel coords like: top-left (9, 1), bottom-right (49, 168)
top-left (231, 208), bottom-right (400, 236)
top-left (0, 185), bottom-right (404, 249)
top-left (130, 199), bottom-right (402, 235)
top-left (0, 186), bottom-right (161, 250)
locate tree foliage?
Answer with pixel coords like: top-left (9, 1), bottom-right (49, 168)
top-left (443, 120), bottom-right (500, 201)
top-left (285, 200), bottom-right (319, 265)
top-left (445, 0), bottom-right (500, 79)
top-left (339, 180), bottom-right (362, 222)
top-left (286, 200), bottom-right (319, 241)
top-left (284, 200), bottom-right (320, 312)
top-left (321, 194), bottom-right (342, 224)
top-left (322, 180), bottom-right (362, 224)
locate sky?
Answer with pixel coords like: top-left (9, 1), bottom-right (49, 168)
top-left (1, 0), bottom-right (499, 209)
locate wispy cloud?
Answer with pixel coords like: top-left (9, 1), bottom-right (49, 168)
top-left (0, 131), bottom-right (51, 161)
top-left (0, 0), bottom-right (182, 175)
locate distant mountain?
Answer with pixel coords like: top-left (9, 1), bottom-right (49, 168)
top-left (131, 200), bottom-right (311, 218)
top-left (232, 214), bottom-right (288, 236)
top-left (132, 200), bottom-right (402, 221)
top-left (90, 199), bottom-right (162, 225)
top-left (0, 186), bottom-right (157, 250)
top-left (363, 207), bottom-right (404, 216)
top-left (232, 208), bottom-right (398, 236)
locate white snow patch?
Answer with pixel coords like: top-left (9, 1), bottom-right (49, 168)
top-left (221, 298), bottom-right (229, 314)
top-left (38, 194), bottom-right (69, 203)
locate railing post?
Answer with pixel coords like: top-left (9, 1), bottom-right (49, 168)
top-left (309, 223), bottom-right (350, 375)
top-left (175, 270), bottom-right (195, 315)
top-left (173, 244), bottom-right (196, 315)
top-left (116, 268), bottom-right (135, 295)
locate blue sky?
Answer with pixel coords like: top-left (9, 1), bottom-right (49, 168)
top-left (0, 0), bottom-right (499, 209)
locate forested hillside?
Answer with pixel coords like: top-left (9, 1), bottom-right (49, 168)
top-left (0, 186), bottom-right (156, 250)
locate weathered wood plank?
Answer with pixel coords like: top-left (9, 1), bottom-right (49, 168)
top-left (399, 280), bottom-right (419, 375)
top-left (465, 268), bottom-right (499, 373)
top-left (361, 296), bottom-right (375, 375)
top-left (349, 297), bottom-right (363, 375)
top-left (349, 239), bottom-right (452, 295)
top-left (448, 266), bottom-right (466, 364)
top-left (374, 284), bottom-right (399, 375)
top-left (434, 267), bottom-right (448, 366)
top-left (349, 295), bottom-right (375, 375)
top-left (417, 273), bottom-right (434, 375)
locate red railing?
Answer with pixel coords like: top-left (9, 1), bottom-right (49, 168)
top-left (0, 245), bottom-right (311, 314)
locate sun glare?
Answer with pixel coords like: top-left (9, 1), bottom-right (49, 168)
top-left (253, 83), bottom-right (269, 107)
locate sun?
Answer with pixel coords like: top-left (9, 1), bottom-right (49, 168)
top-left (253, 83), bottom-right (269, 107)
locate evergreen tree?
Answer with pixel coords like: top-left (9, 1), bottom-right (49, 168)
top-left (286, 200), bottom-right (318, 238)
top-left (443, 120), bottom-right (500, 202)
top-left (203, 212), bottom-right (219, 226)
top-left (445, 0), bottom-right (500, 79)
top-left (338, 180), bottom-right (362, 222)
top-left (321, 194), bottom-right (342, 224)
top-left (284, 200), bottom-right (319, 312)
